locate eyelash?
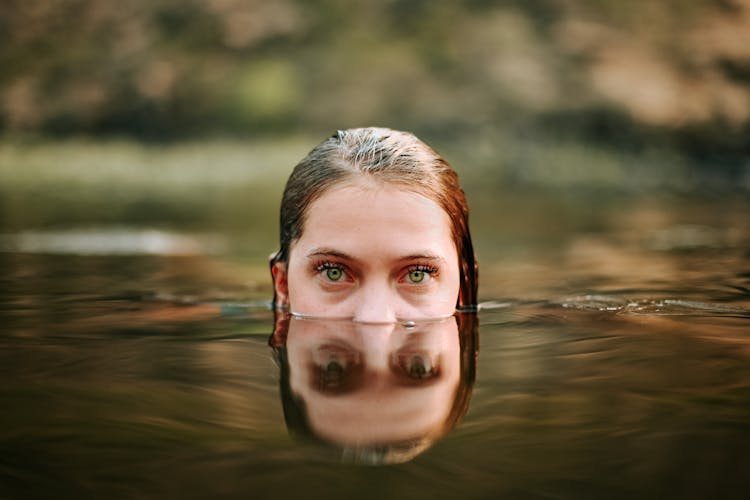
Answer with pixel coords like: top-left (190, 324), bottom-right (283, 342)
top-left (312, 261), bottom-right (439, 282)
top-left (315, 261), bottom-right (342, 271)
top-left (314, 260), bottom-right (349, 278)
top-left (403, 264), bottom-right (439, 284)
top-left (408, 264), bottom-right (438, 275)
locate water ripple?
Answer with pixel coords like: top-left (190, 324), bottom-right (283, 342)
top-left (560, 294), bottom-right (750, 317)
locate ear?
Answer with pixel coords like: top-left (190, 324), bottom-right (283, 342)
top-left (269, 309), bottom-right (290, 350)
top-left (271, 261), bottom-right (289, 307)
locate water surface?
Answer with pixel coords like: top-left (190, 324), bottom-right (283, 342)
top-left (1, 195), bottom-right (749, 499)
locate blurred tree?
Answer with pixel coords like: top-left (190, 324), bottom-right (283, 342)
top-left (1, 0), bottom-right (748, 166)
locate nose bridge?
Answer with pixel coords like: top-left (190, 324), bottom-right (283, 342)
top-left (353, 275), bottom-right (397, 324)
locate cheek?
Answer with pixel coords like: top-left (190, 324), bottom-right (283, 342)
top-left (286, 256), bottom-right (327, 308)
top-left (286, 259), bottom-right (309, 299)
top-left (446, 265), bottom-right (461, 302)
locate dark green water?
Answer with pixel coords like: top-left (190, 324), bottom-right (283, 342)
top-left (1, 195), bottom-right (749, 499)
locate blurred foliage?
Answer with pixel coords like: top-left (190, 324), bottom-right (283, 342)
top-left (1, 0), bottom-right (750, 169)
top-left (0, 138), bottom-right (311, 234)
top-left (1, 138), bottom-right (745, 238)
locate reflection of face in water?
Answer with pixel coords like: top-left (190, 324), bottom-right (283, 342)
top-left (270, 314), bottom-right (478, 464)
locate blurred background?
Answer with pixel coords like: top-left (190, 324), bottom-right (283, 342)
top-left (2, 5), bottom-right (750, 496)
top-left (1, 0), bottom-right (749, 294)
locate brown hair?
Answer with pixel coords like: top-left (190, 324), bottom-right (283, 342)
top-left (271, 127), bottom-right (477, 309)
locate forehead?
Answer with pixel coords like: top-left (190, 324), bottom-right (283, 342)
top-left (294, 179), bottom-right (455, 257)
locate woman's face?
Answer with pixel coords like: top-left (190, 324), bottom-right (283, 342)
top-left (273, 179), bottom-right (460, 321)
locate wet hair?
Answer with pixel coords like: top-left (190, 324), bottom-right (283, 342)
top-left (271, 127), bottom-right (478, 309)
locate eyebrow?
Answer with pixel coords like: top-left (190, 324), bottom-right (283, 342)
top-left (307, 248), bottom-right (353, 260)
top-left (306, 248), bottom-right (446, 264)
top-left (397, 253), bottom-right (445, 264)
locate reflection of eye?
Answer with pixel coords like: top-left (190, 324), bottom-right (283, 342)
top-left (312, 344), bottom-right (362, 393)
top-left (407, 356), bottom-right (430, 378)
top-left (322, 359), bottom-right (345, 386)
top-left (393, 352), bottom-right (440, 381)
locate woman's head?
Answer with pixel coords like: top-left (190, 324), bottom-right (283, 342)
top-left (271, 127), bottom-right (477, 317)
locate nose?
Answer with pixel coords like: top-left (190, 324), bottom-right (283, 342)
top-left (352, 280), bottom-right (398, 324)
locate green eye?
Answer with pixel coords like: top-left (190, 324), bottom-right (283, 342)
top-left (326, 267), bottom-right (343, 281)
top-left (407, 269), bottom-right (425, 283)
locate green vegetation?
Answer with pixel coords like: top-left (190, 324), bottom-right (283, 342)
top-left (1, 0), bottom-right (749, 232)
top-left (2, 1), bottom-right (749, 161)
top-left (0, 138), bottom-right (309, 231)
top-left (2, 135), bottom-right (737, 235)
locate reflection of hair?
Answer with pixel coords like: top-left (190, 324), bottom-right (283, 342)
top-left (269, 313), bottom-right (479, 465)
top-left (270, 127), bottom-right (478, 309)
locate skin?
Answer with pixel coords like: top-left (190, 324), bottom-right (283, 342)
top-left (286, 316), bottom-right (460, 445)
top-left (273, 179), bottom-right (461, 321)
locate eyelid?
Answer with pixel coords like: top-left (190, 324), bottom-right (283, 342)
top-left (315, 260), bottom-right (346, 271)
top-left (399, 263), bottom-right (439, 283)
top-left (408, 263), bottom-right (438, 273)
top-left (311, 258), bottom-right (439, 283)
